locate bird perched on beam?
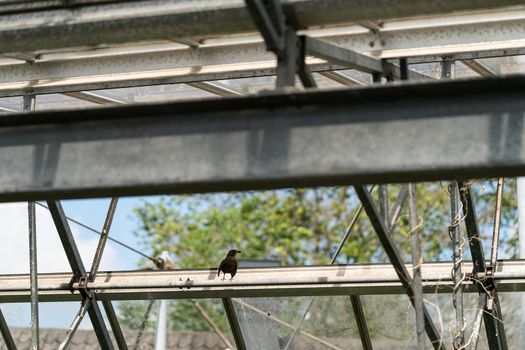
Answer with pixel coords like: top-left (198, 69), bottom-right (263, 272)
top-left (218, 249), bottom-right (241, 280)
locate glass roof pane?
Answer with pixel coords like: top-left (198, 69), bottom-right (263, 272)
top-left (217, 76), bottom-right (276, 94)
top-left (0, 96), bottom-right (20, 112)
top-left (92, 83), bottom-right (215, 103)
top-left (35, 94), bottom-right (95, 110)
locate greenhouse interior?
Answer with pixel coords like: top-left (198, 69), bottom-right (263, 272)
top-left (1, 0), bottom-right (525, 349)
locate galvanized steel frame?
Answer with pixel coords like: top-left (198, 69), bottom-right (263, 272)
top-left (0, 1), bottom-right (524, 349)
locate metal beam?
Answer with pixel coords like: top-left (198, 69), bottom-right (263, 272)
top-left (0, 306), bottom-right (16, 349)
top-left (222, 298), bottom-right (247, 350)
top-left (318, 71), bottom-right (364, 86)
top-left (102, 301), bottom-right (129, 350)
top-left (4, 76), bottom-right (525, 201)
top-left (63, 92), bottom-right (126, 105)
top-left (461, 59), bottom-right (497, 76)
top-left (0, 261), bottom-right (524, 302)
top-left (350, 295), bottom-right (373, 350)
top-left (47, 201), bottom-right (86, 277)
top-left (46, 201), bottom-right (115, 350)
top-left (0, 0), bottom-right (521, 55)
top-left (1, 8), bottom-right (525, 96)
top-left (187, 82), bottom-right (242, 96)
top-left (303, 36), bottom-right (431, 81)
top-left (28, 200), bottom-right (39, 350)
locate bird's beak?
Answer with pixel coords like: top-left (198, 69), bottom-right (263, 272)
top-left (237, 251), bottom-right (242, 254)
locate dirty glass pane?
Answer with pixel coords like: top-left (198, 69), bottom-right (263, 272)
top-left (233, 296), bottom-right (361, 350)
top-left (116, 299), bottom-right (234, 349)
top-left (233, 297), bottom-right (309, 349)
top-left (499, 292), bottom-right (523, 350)
top-left (424, 292), bottom-right (488, 349)
top-left (285, 296), bottom-right (363, 350)
top-left (360, 294), bottom-right (417, 349)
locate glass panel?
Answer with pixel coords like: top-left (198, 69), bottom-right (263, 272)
top-left (234, 296), bottom-right (362, 350)
top-left (361, 294), bottom-right (417, 349)
top-left (35, 93), bottom-right (95, 110)
top-left (499, 292), bottom-right (523, 350)
top-left (233, 296), bottom-right (312, 349)
top-left (218, 76), bottom-right (276, 94)
top-left (92, 83), bottom-right (214, 104)
top-left (0, 96), bottom-right (21, 112)
top-left (424, 292), bottom-right (488, 349)
top-left (116, 299), bottom-right (234, 349)
top-left (286, 296), bottom-right (363, 350)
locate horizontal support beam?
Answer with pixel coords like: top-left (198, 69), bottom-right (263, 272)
top-left (3, 75), bottom-right (525, 200)
top-left (0, 260), bottom-right (524, 302)
top-left (1, 7), bottom-right (525, 96)
top-left (303, 36), bottom-right (431, 81)
top-left (0, 0), bottom-right (521, 55)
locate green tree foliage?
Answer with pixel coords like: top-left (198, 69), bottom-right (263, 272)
top-left (118, 181), bottom-right (518, 338)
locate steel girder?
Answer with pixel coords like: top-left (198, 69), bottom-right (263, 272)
top-left (2, 76), bottom-right (525, 201)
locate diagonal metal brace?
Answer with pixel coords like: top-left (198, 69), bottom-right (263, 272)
top-left (354, 185), bottom-right (447, 350)
top-left (89, 197), bottom-right (119, 281)
top-left (47, 200), bottom-right (121, 350)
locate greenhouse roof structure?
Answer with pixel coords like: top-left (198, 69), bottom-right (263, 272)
top-left (1, 0), bottom-right (525, 349)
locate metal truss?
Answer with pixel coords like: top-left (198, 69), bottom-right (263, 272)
top-left (1, 1), bottom-right (524, 349)
top-left (0, 0), bottom-right (520, 56)
top-left (1, 5), bottom-right (525, 96)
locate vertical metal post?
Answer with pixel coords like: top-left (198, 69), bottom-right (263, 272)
top-left (458, 181), bottom-right (507, 350)
top-left (409, 184), bottom-right (425, 349)
top-left (518, 177), bottom-right (525, 349)
top-left (449, 181), bottom-right (464, 349)
top-left (276, 27), bottom-right (298, 88)
top-left (28, 201), bottom-right (39, 350)
top-left (25, 93), bottom-right (39, 350)
top-left (490, 178), bottom-right (504, 268)
top-left (441, 58), bottom-right (455, 79)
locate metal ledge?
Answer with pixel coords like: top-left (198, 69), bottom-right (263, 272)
top-left (0, 261), bottom-right (524, 302)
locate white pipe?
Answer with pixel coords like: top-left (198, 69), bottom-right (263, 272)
top-left (155, 300), bottom-right (168, 350)
top-left (155, 251), bottom-right (172, 350)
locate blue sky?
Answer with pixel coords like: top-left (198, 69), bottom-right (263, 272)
top-left (0, 195), bottom-right (162, 330)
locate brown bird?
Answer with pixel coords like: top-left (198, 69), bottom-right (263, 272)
top-left (218, 249), bottom-right (241, 280)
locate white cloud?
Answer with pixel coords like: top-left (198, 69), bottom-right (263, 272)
top-left (0, 202), bottom-right (125, 274)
